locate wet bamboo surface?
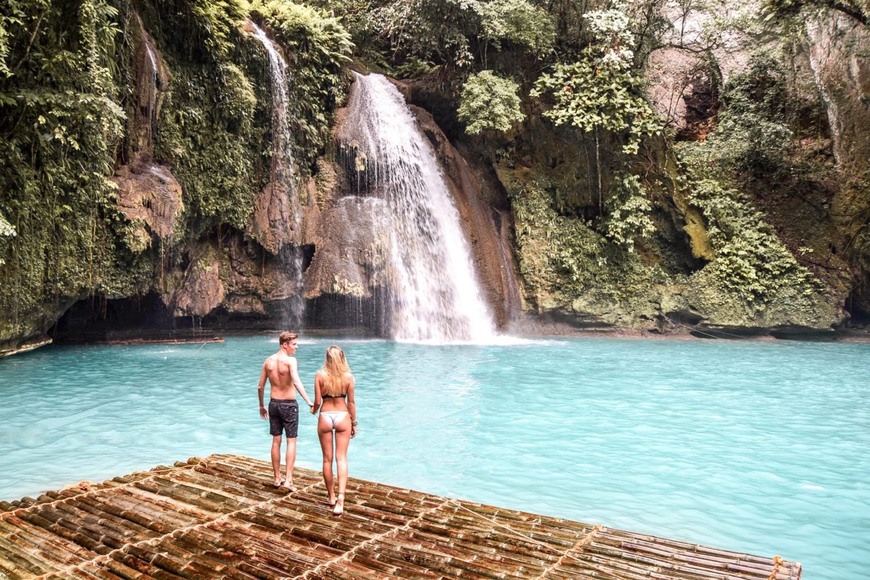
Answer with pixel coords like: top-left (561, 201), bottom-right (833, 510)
top-left (0, 454), bottom-right (802, 579)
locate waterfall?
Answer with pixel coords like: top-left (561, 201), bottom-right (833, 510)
top-left (340, 72), bottom-right (496, 343)
top-left (246, 20), bottom-right (303, 328)
top-left (133, 12), bottom-right (162, 154)
top-left (247, 20), bottom-right (295, 190)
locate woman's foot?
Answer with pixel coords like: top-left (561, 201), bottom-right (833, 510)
top-left (332, 493), bottom-right (344, 516)
top-left (327, 493), bottom-right (336, 507)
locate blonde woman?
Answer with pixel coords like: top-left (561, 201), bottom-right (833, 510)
top-left (312, 345), bottom-right (357, 515)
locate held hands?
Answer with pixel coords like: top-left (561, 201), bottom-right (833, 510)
top-left (309, 404), bottom-right (316, 415)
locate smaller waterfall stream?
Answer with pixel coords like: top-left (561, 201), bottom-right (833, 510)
top-left (133, 12), bottom-right (162, 154)
top-left (246, 20), bottom-right (304, 327)
top-left (247, 20), bottom-right (295, 190)
top-left (341, 73), bottom-right (496, 342)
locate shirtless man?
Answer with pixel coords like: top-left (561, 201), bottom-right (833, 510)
top-left (258, 331), bottom-right (314, 490)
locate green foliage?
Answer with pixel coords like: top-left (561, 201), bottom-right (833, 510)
top-left (155, 64), bottom-right (257, 232)
top-left (603, 173), bottom-right (655, 252)
top-left (0, 0), bottom-right (132, 321)
top-left (680, 52), bottom-right (794, 176)
top-left (670, 50), bottom-right (834, 320)
top-left (0, 213), bottom-right (13, 237)
top-left (159, 0), bottom-right (249, 60)
top-left (0, 0), bottom-right (356, 336)
top-left (507, 173), bottom-right (668, 322)
top-left (0, 211), bottom-right (15, 266)
top-left (511, 177), bottom-right (607, 293)
top-left (532, 57), bottom-right (661, 154)
top-left (150, 0), bottom-right (352, 237)
top-left (252, 1), bottom-right (353, 66)
top-left (341, 0), bottom-right (553, 72)
top-left (250, 0), bottom-right (353, 167)
top-left (684, 176), bottom-right (818, 305)
top-left (363, 0), bottom-right (471, 69)
top-left (457, 70), bottom-right (525, 134)
top-left (0, 0), bottom-right (51, 79)
top-left (531, 4), bottom-right (662, 155)
top-left (478, 0), bottom-right (555, 57)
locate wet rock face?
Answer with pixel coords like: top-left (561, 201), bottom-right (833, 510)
top-left (250, 181), bottom-right (298, 254)
top-left (113, 156), bottom-right (183, 251)
top-left (645, 48), bottom-right (720, 141)
top-left (303, 196), bottom-right (392, 300)
top-left (806, 14), bottom-right (870, 171)
top-left (806, 14), bottom-right (870, 317)
top-left (165, 252), bottom-right (226, 318)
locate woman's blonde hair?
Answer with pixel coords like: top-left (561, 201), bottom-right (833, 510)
top-left (321, 345), bottom-right (350, 396)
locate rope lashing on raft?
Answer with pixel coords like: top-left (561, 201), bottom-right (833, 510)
top-left (449, 498), bottom-right (603, 571)
top-left (768, 554), bottom-right (784, 579)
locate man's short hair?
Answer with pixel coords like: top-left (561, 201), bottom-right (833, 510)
top-left (279, 331), bottom-right (298, 345)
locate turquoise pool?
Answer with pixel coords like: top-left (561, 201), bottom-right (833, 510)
top-left (0, 335), bottom-right (867, 579)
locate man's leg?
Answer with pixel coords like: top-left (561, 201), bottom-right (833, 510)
top-left (282, 401), bottom-right (300, 490)
top-left (284, 437), bottom-right (297, 490)
top-left (271, 435), bottom-right (283, 486)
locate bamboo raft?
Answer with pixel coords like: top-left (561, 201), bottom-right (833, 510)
top-left (0, 454), bottom-right (802, 579)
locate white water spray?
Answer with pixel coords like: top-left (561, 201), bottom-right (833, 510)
top-left (341, 72), bottom-right (496, 343)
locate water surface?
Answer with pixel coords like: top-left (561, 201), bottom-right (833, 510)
top-left (0, 335), bottom-right (867, 579)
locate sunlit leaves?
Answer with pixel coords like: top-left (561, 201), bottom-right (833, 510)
top-left (603, 174), bottom-right (655, 252)
top-left (458, 70), bottom-right (525, 134)
top-left (479, 0), bottom-right (555, 56)
top-left (532, 57), bottom-right (661, 154)
top-left (685, 178), bottom-right (817, 302)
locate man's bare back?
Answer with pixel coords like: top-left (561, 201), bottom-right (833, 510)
top-left (258, 333), bottom-right (313, 418)
top-left (262, 351), bottom-right (300, 400)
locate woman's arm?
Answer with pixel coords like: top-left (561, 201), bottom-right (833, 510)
top-left (312, 372), bottom-right (323, 414)
top-left (346, 374), bottom-right (357, 437)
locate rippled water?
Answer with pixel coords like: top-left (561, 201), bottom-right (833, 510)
top-left (0, 335), bottom-right (867, 579)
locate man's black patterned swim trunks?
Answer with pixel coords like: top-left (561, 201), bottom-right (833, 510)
top-left (268, 399), bottom-right (299, 437)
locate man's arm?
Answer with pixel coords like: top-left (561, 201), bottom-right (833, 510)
top-left (290, 358), bottom-right (314, 409)
top-left (257, 364), bottom-right (268, 419)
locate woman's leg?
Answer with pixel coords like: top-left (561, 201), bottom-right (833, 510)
top-left (332, 416), bottom-right (352, 513)
top-left (317, 416), bottom-right (336, 504)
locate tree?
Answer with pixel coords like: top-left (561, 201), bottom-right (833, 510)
top-left (458, 70), bottom-right (525, 134)
top-left (763, 0), bottom-right (869, 25)
top-left (531, 4), bottom-right (662, 156)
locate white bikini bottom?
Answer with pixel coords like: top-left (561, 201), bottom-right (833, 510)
top-left (320, 410), bottom-right (348, 429)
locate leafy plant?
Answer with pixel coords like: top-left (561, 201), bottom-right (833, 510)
top-left (603, 173), bottom-right (655, 252)
top-left (478, 0), bottom-right (555, 58)
top-left (678, 51), bottom-right (795, 177)
top-left (685, 177), bottom-right (818, 304)
top-left (457, 70), bottom-right (525, 134)
top-left (531, 3), bottom-right (662, 155)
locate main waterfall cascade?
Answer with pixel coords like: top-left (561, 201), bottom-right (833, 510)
top-left (340, 72), bottom-right (497, 342)
top-left (246, 20), bottom-right (304, 328)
